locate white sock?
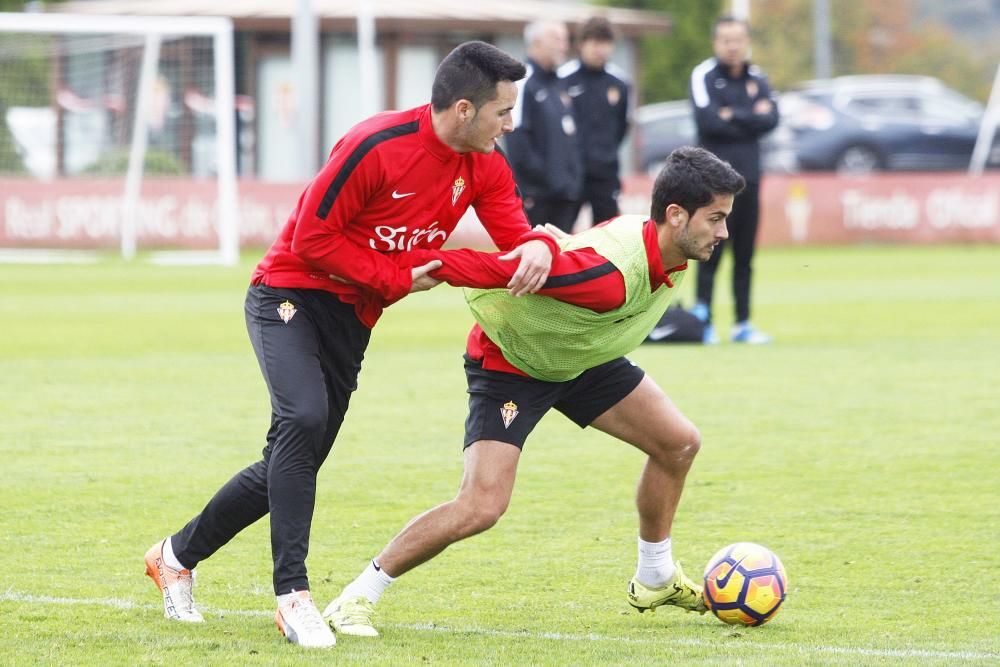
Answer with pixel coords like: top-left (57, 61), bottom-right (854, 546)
top-left (276, 589), bottom-right (308, 606)
top-left (162, 537), bottom-right (188, 571)
top-left (341, 560), bottom-right (395, 605)
top-left (635, 536), bottom-right (675, 588)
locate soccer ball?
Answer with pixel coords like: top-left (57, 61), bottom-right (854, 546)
top-left (702, 542), bottom-right (787, 626)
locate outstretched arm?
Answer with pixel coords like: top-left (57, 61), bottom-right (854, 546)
top-left (399, 243), bottom-right (626, 313)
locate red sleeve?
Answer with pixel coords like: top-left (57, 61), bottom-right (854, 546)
top-left (289, 143), bottom-right (412, 302)
top-left (403, 246), bottom-right (625, 312)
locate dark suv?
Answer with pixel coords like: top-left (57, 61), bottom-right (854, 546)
top-left (771, 75), bottom-right (996, 173)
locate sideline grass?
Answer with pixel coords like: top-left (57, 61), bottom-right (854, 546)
top-left (1, 245), bottom-right (998, 665)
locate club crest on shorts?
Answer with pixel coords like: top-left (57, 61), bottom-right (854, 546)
top-left (500, 400), bottom-right (519, 429)
top-left (277, 300), bottom-right (297, 323)
top-left (451, 177), bottom-right (466, 205)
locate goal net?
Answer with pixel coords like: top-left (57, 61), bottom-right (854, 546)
top-left (0, 13), bottom-right (238, 265)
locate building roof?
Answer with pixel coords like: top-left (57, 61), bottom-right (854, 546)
top-left (51, 0), bottom-right (671, 37)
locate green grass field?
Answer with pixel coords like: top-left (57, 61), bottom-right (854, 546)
top-left (2, 244), bottom-right (999, 665)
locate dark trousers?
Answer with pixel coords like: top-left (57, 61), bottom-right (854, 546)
top-left (524, 196), bottom-right (580, 233)
top-left (171, 285), bottom-right (371, 595)
top-left (696, 181), bottom-right (761, 324)
top-left (573, 173), bottom-right (621, 225)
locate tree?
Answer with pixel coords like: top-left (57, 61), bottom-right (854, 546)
top-left (598, 0), bottom-right (725, 103)
top-left (750, 0), bottom-right (993, 101)
top-left (0, 1), bottom-right (72, 173)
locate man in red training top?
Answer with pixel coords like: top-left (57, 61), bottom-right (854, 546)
top-left (143, 41), bottom-right (557, 649)
top-left (323, 147), bottom-right (745, 636)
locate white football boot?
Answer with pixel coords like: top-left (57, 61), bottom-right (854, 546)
top-left (144, 539), bottom-right (204, 622)
top-left (274, 590), bottom-right (336, 648)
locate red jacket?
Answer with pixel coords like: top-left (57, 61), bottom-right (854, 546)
top-left (403, 218), bottom-right (687, 376)
top-left (251, 104), bottom-right (558, 328)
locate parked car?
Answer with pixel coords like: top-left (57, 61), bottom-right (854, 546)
top-left (634, 100), bottom-right (697, 176)
top-left (772, 75), bottom-right (998, 173)
top-left (634, 75), bottom-right (998, 176)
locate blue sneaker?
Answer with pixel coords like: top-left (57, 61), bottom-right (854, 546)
top-left (690, 302), bottom-right (709, 323)
top-left (731, 322), bottom-right (772, 344)
top-left (702, 323), bottom-right (720, 345)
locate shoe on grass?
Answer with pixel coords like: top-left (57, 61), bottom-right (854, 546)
top-left (275, 590), bottom-right (336, 648)
top-left (144, 539), bottom-right (203, 623)
top-left (730, 321), bottom-right (772, 344)
top-left (627, 561), bottom-right (708, 614)
top-left (324, 594), bottom-right (379, 637)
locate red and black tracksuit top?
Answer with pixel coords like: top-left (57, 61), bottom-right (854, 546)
top-left (402, 218), bottom-right (687, 377)
top-left (251, 103), bottom-right (559, 328)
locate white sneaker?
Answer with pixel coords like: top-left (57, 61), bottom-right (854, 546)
top-left (144, 540), bottom-right (204, 622)
top-left (323, 594), bottom-right (379, 637)
top-left (275, 590), bottom-right (336, 648)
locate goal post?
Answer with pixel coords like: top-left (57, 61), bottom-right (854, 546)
top-left (0, 12), bottom-right (239, 265)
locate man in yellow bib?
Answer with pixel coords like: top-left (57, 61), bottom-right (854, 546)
top-left (323, 147), bottom-right (745, 635)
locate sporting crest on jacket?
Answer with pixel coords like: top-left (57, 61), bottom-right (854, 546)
top-left (451, 177), bottom-right (466, 206)
top-left (607, 85), bottom-right (621, 106)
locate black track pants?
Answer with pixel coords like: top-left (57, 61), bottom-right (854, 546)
top-left (696, 182), bottom-right (761, 323)
top-left (171, 285), bottom-right (371, 595)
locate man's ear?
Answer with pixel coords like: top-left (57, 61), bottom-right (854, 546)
top-left (455, 99), bottom-right (474, 121)
top-left (665, 203), bottom-right (687, 228)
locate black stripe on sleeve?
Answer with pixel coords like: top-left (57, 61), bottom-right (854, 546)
top-left (542, 260), bottom-right (618, 289)
top-left (492, 144), bottom-right (524, 202)
top-left (315, 120), bottom-right (420, 219)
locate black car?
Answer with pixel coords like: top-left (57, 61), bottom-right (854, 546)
top-left (634, 100), bottom-right (697, 176)
top-left (634, 75), bottom-right (998, 176)
top-left (772, 75), bottom-right (998, 173)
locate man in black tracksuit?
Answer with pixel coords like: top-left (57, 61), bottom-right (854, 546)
top-left (560, 16), bottom-right (630, 226)
top-left (689, 15), bottom-right (779, 344)
top-left (506, 20), bottom-right (583, 233)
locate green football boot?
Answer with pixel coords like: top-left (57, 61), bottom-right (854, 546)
top-left (627, 561), bottom-right (708, 614)
top-left (323, 594), bottom-right (379, 637)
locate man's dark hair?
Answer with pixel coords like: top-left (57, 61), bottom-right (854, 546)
top-left (431, 41), bottom-right (527, 112)
top-left (713, 14), bottom-right (750, 38)
top-left (579, 16), bottom-right (615, 43)
top-left (650, 147), bottom-right (745, 222)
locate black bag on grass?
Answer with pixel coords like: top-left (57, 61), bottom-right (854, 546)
top-left (643, 303), bottom-right (705, 344)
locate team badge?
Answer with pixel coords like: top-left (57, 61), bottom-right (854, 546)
top-left (500, 400), bottom-right (519, 429)
top-left (607, 85), bottom-right (621, 106)
top-left (451, 177), bottom-right (466, 206)
top-left (277, 300), bottom-right (297, 323)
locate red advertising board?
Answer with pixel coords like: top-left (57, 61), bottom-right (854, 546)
top-left (622, 172), bottom-right (1000, 245)
top-left (2, 173), bottom-right (998, 250)
top-left (0, 178), bottom-right (296, 249)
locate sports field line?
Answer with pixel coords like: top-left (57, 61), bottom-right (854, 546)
top-left (2, 589), bottom-right (996, 662)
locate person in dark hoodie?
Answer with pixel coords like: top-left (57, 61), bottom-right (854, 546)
top-left (560, 16), bottom-right (631, 226)
top-left (689, 15), bottom-right (779, 344)
top-left (505, 19), bottom-right (584, 233)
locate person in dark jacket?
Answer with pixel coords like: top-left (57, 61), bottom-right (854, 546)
top-left (505, 20), bottom-right (584, 233)
top-left (560, 16), bottom-right (631, 226)
top-left (689, 15), bottom-right (779, 344)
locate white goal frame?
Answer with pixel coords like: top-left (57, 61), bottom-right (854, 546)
top-left (0, 12), bottom-right (239, 266)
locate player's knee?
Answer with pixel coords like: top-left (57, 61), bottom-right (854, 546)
top-left (471, 505), bottom-right (505, 533)
top-left (285, 403), bottom-right (329, 438)
top-left (653, 421), bottom-right (701, 465)
top-left (457, 494), bottom-right (508, 535)
top-left (681, 424), bottom-right (702, 460)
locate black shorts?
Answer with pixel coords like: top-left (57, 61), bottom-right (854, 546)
top-left (463, 355), bottom-right (645, 449)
